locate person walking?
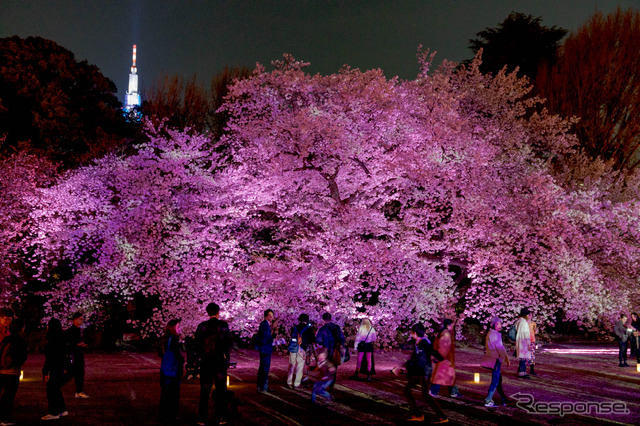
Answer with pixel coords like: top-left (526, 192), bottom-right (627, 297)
top-left (158, 318), bottom-right (184, 423)
top-left (315, 313), bottom-right (344, 389)
top-left (393, 323), bottom-right (447, 423)
top-left (515, 308), bottom-right (532, 378)
top-left (65, 312), bottom-right (89, 399)
top-left (41, 319), bottom-right (69, 421)
top-left (429, 319), bottom-right (462, 398)
top-left (287, 314), bottom-right (312, 389)
top-left (255, 309), bottom-right (274, 393)
top-left (0, 318), bottom-right (28, 426)
top-left (614, 314), bottom-right (630, 367)
top-left (195, 302), bottom-right (232, 426)
top-left (481, 316), bottom-right (512, 407)
top-left (350, 318), bottom-right (376, 381)
top-left (311, 348), bottom-right (335, 403)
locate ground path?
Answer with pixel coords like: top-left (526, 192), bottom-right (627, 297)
top-left (12, 342), bottom-right (639, 425)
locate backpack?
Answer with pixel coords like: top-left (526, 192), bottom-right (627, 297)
top-left (288, 324), bottom-right (310, 353)
top-left (507, 323), bottom-right (517, 342)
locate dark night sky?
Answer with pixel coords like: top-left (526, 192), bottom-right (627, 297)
top-left (1, 0), bottom-right (637, 102)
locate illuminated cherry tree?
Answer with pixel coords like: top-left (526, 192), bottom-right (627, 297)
top-left (27, 51), bottom-right (640, 340)
top-left (0, 151), bottom-right (56, 302)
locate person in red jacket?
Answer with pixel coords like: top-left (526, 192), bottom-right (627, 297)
top-left (0, 318), bottom-right (28, 425)
top-left (393, 323), bottom-right (447, 423)
top-left (0, 309), bottom-right (13, 342)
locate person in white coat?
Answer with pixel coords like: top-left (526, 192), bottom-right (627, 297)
top-left (515, 308), bottom-right (532, 378)
top-left (350, 318), bottom-right (376, 381)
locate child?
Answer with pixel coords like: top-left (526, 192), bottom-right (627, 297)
top-left (311, 348), bottom-right (335, 403)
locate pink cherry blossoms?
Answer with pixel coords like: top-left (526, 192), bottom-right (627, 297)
top-left (19, 51), bottom-right (640, 341)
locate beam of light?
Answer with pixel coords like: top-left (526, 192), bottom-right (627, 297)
top-left (542, 348), bottom-right (619, 354)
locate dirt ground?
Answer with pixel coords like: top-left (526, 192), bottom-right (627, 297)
top-left (10, 342), bottom-right (640, 425)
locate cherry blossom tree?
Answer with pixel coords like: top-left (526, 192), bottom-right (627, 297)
top-left (26, 51), bottom-right (640, 341)
top-left (0, 150), bottom-right (56, 302)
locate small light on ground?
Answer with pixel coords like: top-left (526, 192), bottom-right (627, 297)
top-left (20, 370), bottom-right (24, 381)
top-left (227, 375), bottom-right (230, 387)
top-left (474, 372), bottom-right (480, 383)
top-left (637, 364), bottom-right (640, 373)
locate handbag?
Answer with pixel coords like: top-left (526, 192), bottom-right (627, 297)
top-left (160, 336), bottom-right (179, 377)
top-left (357, 328), bottom-right (372, 352)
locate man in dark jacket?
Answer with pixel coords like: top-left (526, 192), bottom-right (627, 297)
top-left (256, 309), bottom-right (274, 393)
top-left (614, 314), bottom-right (630, 367)
top-left (195, 302), bottom-right (232, 426)
top-left (398, 323), bottom-right (447, 423)
top-left (65, 312), bottom-right (89, 398)
top-left (315, 313), bottom-right (344, 389)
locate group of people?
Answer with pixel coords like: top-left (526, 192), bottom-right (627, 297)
top-left (0, 309), bottom-right (88, 425)
top-left (157, 305), bottom-right (455, 424)
top-left (2, 303), bottom-right (636, 424)
top-left (253, 308), bottom-right (454, 423)
top-left (614, 312), bottom-right (640, 367)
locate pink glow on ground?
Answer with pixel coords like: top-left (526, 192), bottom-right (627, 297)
top-left (542, 348), bottom-right (619, 354)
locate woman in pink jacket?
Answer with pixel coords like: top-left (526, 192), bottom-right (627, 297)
top-left (429, 319), bottom-right (461, 398)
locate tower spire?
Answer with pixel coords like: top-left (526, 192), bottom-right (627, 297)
top-left (124, 44), bottom-right (141, 114)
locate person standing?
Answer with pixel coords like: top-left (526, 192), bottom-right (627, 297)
top-left (256, 309), bottom-right (274, 393)
top-left (393, 323), bottom-right (447, 423)
top-left (614, 314), bottom-right (630, 367)
top-left (315, 313), bottom-right (344, 389)
top-left (528, 315), bottom-right (538, 376)
top-left (515, 308), bottom-right (532, 378)
top-left (350, 318), bottom-right (376, 381)
top-left (41, 319), bottom-right (69, 421)
top-left (0, 318), bottom-right (28, 425)
top-left (430, 319), bottom-right (461, 398)
top-left (195, 302), bottom-right (232, 426)
top-left (629, 312), bottom-right (640, 364)
top-left (287, 314), bottom-right (312, 389)
top-left (65, 312), bottom-right (89, 399)
top-left (481, 316), bottom-right (512, 407)
top-left (158, 318), bottom-right (184, 423)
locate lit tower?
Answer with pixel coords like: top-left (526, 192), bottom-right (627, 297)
top-left (124, 45), bottom-right (141, 112)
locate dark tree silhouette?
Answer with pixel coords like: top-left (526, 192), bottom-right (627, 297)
top-left (0, 36), bottom-right (130, 167)
top-left (536, 8), bottom-right (640, 172)
top-left (466, 12), bottom-right (567, 79)
top-left (142, 66), bottom-right (252, 138)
